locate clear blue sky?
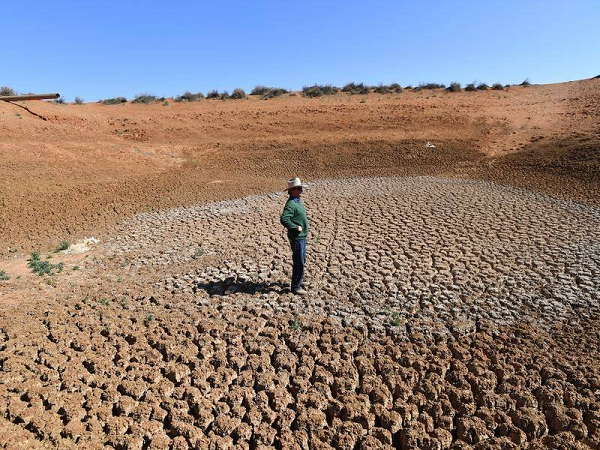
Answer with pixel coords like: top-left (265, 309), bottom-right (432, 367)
top-left (2, 0), bottom-right (599, 101)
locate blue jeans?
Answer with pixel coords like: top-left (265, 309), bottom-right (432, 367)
top-left (290, 239), bottom-right (306, 292)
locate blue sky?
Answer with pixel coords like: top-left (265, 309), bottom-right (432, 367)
top-left (2, 0), bottom-right (599, 101)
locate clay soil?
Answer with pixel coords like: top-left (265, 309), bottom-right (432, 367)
top-left (0, 80), bottom-right (599, 449)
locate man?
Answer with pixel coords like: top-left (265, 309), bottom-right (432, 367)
top-left (280, 177), bottom-right (309, 295)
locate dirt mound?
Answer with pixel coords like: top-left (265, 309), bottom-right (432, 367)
top-left (1, 79), bottom-right (599, 253)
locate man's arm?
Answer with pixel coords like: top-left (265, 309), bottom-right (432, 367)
top-left (280, 202), bottom-right (299, 230)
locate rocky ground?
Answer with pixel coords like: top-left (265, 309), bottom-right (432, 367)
top-left (1, 177), bottom-right (599, 448)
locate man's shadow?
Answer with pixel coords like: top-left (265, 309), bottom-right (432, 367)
top-left (194, 277), bottom-right (289, 296)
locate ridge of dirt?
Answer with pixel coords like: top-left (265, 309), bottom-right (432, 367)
top-left (1, 79), bottom-right (599, 253)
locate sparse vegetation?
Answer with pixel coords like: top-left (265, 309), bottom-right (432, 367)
top-left (390, 313), bottom-right (402, 327)
top-left (52, 97), bottom-right (65, 104)
top-left (175, 91), bottom-right (204, 102)
top-left (389, 83), bottom-right (403, 93)
top-left (73, 265), bottom-right (80, 271)
top-left (342, 82), bottom-right (370, 95)
top-left (74, 96), bottom-right (84, 104)
top-left (373, 84), bottom-right (391, 94)
top-left (476, 83), bottom-right (489, 90)
top-left (15, 112), bottom-right (21, 119)
top-left (230, 88), bottom-right (246, 99)
top-left (446, 82), bottom-right (461, 92)
top-left (416, 83), bottom-right (445, 91)
top-left (206, 90), bottom-right (221, 99)
top-left (520, 78), bottom-right (531, 86)
top-left (465, 83), bottom-right (476, 92)
top-left (101, 97), bottom-right (127, 105)
top-left (145, 313), bottom-right (155, 324)
top-left (220, 91), bottom-right (230, 100)
top-left (0, 271), bottom-right (9, 281)
top-left (302, 84), bottom-right (340, 98)
top-left (132, 93), bottom-right (163, 104)
top-left (27, 252), bottom-right (64, 276)
top-left (0, 86), bottom-right (16, 96)
top-left (250, 86), bottom-right (288, 99)
top-left (492, 83), bottom-right (504, 90)
top-left (54, 240), bottom-right (70, 253)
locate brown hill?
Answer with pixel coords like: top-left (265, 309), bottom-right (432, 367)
top-left (1, 79), bottom-right (598, 252)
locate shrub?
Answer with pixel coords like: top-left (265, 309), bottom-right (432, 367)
top-left (404, 85), bottom-right (414, 90)
top-left (302, 84), bottom-right (339, 98)
top-left (53, 97), bottom-right (65, 104)
top-left (520, 78), bottom-right (531, 86)
top-left (446, 82), bottom-right (461, 92)
top-left (230, 88), bottom-right (246, 99)
top-left (593, 75), bottom-right (600, 79)
top-left (342, 82), bottom-right (370, 94)
top-left (0, 86), bottom-right (16, 96)
top-left (389, 83), bottom-right (403, 93)
top-left (101, 97), bottom-right (127, 105)
top-left (373, 84), bottom-right (391, 94)
top-left (74, 96), bottom-right (84, 104)
top-left (175, 91), bottom-right (204, 102)
top-left (261, 87), bottom-right (288, 99)
top-left (465, 83), bottom-right (476, 91)
top-left (54, 240), bottom-right (69, 252)
top-left (0, 270), bottom-right (9, 281)
top-left (476, 83), bottom-right (489, 90)
top-left (250, 85), bottom-right (269, 95)
top-left (27, 252), bottom-right (64, 276)
top-left (492, 83), bottom-right (504, 90)
top-left (419, 83), bottom-right (445, 90)
top-left (132, 93), bottom-right (163, 104)
top-left (206, 90), bottom-right (221, 99)
top-left (220, 91), bottom-right (230, 100)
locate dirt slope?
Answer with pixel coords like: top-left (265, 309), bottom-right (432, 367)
top-left (1, 79), bottom-right (598, 253)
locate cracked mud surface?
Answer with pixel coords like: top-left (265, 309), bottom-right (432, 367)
top-left (1, 177), bottom-right (599, 449)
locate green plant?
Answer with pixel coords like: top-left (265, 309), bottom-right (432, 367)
top-left (360, 97), bottom-right (367, 103)
top-left (492, 83), bottom-right (504, 90)
top-left (476, 83), bottom-right (489, 90)
top-left (446, 82), bottom-right (461, 92)
top-left (0, 271), bottom-right (9, 281)
top-left (98, 298), bottom-right (110, 306)
top-left (291, 317), bottom-right (301, 330)
top-left (193, 243), bottom-right (205, 259)
top-left (145, 313), bottom-right (155, 324)
top-left (27, 252), bottom-right (63, 276)
top-left (464, 83), bottom-right (476, 91)
top-left (54, 240), bottom-right (70, 252)
top-left (101, 97), bottom-right (127, 105)
top-left (52, 97), bottom-right (65, 104)
top-left (74, 96), bottom-right (84, 104)
top-left (73, 265), bottom-right (80, 271)
top-left (230, 88), bottom-right (246, 99)
top-left (520, 78), bottom-right (531, 86)
top-left (15, 112), bottom-right (21, 118)
top-left (0, 86), bottom-right (16, 96)
top-left (120, 297), bottom-right (128, 308)
top-left (418, 83), bottom-right (445, 90)
top-left (390, 313), bottom-right (402, 327)
top-left (220, 91), bottom-right (230, 100)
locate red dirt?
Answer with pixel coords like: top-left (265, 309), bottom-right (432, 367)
top-left (1, 79), bottom-right (598, 253)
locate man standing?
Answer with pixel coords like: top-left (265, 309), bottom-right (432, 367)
top-left (280, 177), bottom-right (309, 295)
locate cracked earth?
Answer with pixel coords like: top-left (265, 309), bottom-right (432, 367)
top-left (1, 177), bottom-right (599, 449)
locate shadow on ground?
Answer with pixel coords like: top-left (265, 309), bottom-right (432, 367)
top-left (195, 278), bottom-right (289, 296)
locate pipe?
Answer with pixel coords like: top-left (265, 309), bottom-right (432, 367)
top-left (0, 93), bottom-right (60, 101)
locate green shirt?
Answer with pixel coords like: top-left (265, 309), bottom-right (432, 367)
top-left (280, 197), bottom-right (309, 241)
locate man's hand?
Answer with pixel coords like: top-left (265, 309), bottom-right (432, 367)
top-left (297, 226), bottom-right (303, 232)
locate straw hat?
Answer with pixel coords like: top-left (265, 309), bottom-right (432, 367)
top-left (287, 177), bottom-right (307, 191)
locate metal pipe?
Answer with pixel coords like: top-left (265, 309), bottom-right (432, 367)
top-left (0, 93), bottom-right (60, 101)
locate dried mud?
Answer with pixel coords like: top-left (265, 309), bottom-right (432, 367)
top-left (1, 177), bottom-right (599, 448)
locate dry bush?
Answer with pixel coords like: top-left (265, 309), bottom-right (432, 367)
top-left (175, 91), bottom-right (204, 102)
top-left (206, 90), bottom-right (221, 99)
top-left (446, 82), bottom-right (461, 92)
top-left (230, 88), bottom-right (246, 99)
top-left (342, 82), bottom-right (370, 94)
top-left (101, 97), bottom-right (127, 105)
top-left (0, 86), bottom-right (16, 96)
